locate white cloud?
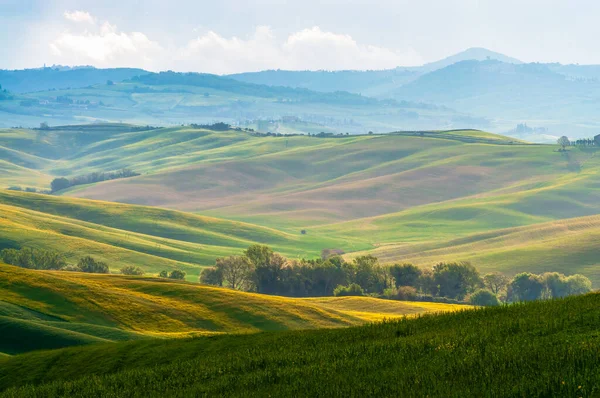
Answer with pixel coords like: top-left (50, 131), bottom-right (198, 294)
top-left (64, 10), bottom-right (96, 24)
top-left (282, 26), bottom-right (423, 70)
top-left (178, 26), bottom-right (423, 73)
top-left (45, 19), bottom-right (422, 73)
top-left (49, 22), bottom-right (163, 68)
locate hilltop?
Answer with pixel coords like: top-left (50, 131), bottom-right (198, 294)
top-left (0, 293), bottom-right (597, 396)
top-left (0, 263), bottom-right (465, 356)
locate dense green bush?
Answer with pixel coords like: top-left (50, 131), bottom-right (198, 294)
top-left (159, 269), bottom-right (186, 280)
top-left (333, 283), bottom-right (364, 297)
top-left (120, 265), bottom-right (144, 276)
top-left (77, 256), bottom-right (109, 274)
top-left (0, 248), bottom-right (66, 270)
top-left (469, 289), bottom-right (500, 306)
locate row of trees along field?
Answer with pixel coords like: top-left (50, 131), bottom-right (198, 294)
top-left (200, 245), bottom-right (593, 306)
top-left (1, 245), bottom-right (592, 306)
top-left (0, 247), bottom-right (187, 280)
top-left (50, 169), bottom-right (140, 192)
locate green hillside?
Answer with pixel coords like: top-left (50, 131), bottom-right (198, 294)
top-left (0, 263), bottom-right (464, 356)
top-left (0, 189), bottom-right (352, 276)
top-left (0, 293), bottom-right (597, 397)
top-left (2, 124), bottom-right (600, 282)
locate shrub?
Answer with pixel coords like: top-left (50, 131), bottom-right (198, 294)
top-left (77, 256), bottom-right (109, 274)
top-left (1, 247), bottom-right (66, 270)
top-left (508, 273), bottom-right (544, 302)
top-left (50, 177), bottom-right (71, 192)
top-left (469, 289), bottom-right (500, 306)
top-left (397, 286), bottom-right (418, 301)
top-left (120, 265), bottom-right (144, 276)
top-left (168, 270), bottom-right (186, 280)
top-left (199, 266), bottom-right (223, 286)
top-left (333, 283), bottom-right (364, 297)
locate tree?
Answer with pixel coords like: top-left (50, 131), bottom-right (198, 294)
top-left (77, 256), bottom-right (109, 274)
top-left (507, 273), bottom-right (544, 302)
top-left (483, 272), bottom-right (509, 295)
top-left (199, 266), bottom-right (223, 286)
top-left (333, 283), bottom-right (364, 297)
top-left (159, 270), bottom-right (169, 278)
top-left (433, 262), bottom-right (482, 300)
top-left (39, 122), bottom-right (49, 130)
top-left (390, 263), bottom-right (421, 288)
top-left (540, 272), bottom-right (570, 298)
top-left (215, 256), bottom-right (254, 290)
top-left (106, 80), bottom-right (114, 86)
top-left (469, 289), bottom-right (500, 306)
top-left (309, 260), bottom-right (347, 296)
top-left (120, 265), bottom-right (144, 275)
top-left (50, 177), bottom-right (71, 192)
top-left (168, 269), bottom-right (186, 280)
top-left (253, 252), bottom-right (287, 294)
top-left (565, 274), bottom-right (592, 295)
top-left (417, 268), bottom-right (437, 295)
top-left (353, 255), bottom-right (383, 293)
top-left (557, 136), bottom-right (570, 150)
top-left (244, 245), bottom-right (274, 268)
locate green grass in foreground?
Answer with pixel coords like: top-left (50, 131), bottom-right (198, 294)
top-left (0, 293), bottom-right (599, 397)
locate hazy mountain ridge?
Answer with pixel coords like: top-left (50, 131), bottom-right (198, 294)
top-left (2, 48), bottom-right (600, 139)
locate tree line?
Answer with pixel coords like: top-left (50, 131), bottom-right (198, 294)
top-left (199, 245), bottom-right (593, 306)
top-left (1, 245), bottom-right (593, 305)
top-left (1, 248), bottom-right (109, 274)
top-left (51, 169), bottom-right (140, 192)
top-left (0, 247), bottom-right (187, 280)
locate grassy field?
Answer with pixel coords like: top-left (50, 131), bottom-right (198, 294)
top-left (0, 293), bottom-right (597, 397)
top-left (2, 124), bottom-right (600, 282)
top-left (0, 189), bottom-right (355, 276)
top-left (0, 263), bottom-right (465, 356)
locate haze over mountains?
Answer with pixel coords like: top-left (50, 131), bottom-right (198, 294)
top-left (1, 47), bottom-right (599, 141)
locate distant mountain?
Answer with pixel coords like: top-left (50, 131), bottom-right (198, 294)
top-left (228, 47), bottom-right (522, 96)
top-left (418, 47), bottom-right (522, 73)
top-left (389, 59), bottom-right (600, 137)
top-left (228, 69), bottom-right (419, 96)
top-left (0, 67), bottom-right (149, 93)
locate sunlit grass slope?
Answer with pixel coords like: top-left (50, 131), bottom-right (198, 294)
top-left (0, 293), bottom-right (597, 397)
top-left (3, 124), bottom-right (575, 230)
top-left (346, 214), bottom-right (600, 284)
top-left (0, 264), bottom-right (465, 355)
top-left (0, 189), bottom-right (352, 275)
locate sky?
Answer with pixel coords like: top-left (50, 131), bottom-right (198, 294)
top-left (1, 0), bottom-right (599, 74)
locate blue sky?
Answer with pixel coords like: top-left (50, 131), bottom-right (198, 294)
top-left (1, 0), bottom-right (598, 73)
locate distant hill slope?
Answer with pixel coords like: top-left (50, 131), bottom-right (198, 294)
top-left (418, 47), bottom-right (522, 73)
top-left (390, 60), bottom-right (600, 126)
top-left (0, 264), bottom-right (465, 356)
top-left (228, 48), bottom-right (521, 95)
top-left (0, 293), bottom-right (596, 397)
top-left (0, 70), bottom-right (470, 132)
top-left (0, 68), bottom-right (148, 93)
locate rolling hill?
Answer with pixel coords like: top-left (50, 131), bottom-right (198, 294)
top-left (2, 124), bottom-right (600, 283)
top-left (228, 48), bottom-right (522, 95)
top-left (0, 293), bottom-right (597, 397)
top-left (0, 70), bottom-right (471, 132)
top-left (0, 263), bottom-right (465, 356)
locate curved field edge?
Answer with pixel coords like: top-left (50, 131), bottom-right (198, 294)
top-left (0, 264), bottom-right (466, 351)
top-left (0, 293), bottom-right (597, 397)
